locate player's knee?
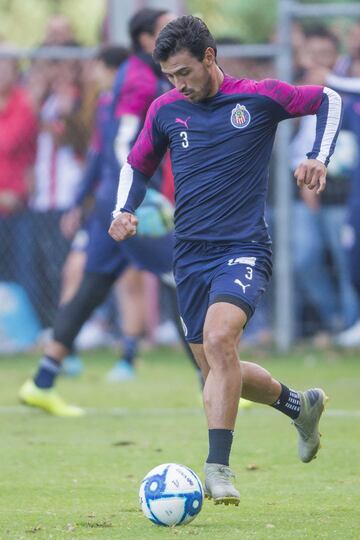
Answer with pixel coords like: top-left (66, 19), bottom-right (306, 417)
top-left (203, 328), bottom-right (236, 366)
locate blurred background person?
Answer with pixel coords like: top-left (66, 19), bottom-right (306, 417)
top-left (324, 71), bottom-right (360, 347)
top-left (291, 26), bottom-right (359, 341)
top-left (0, 51), bottom-right (38, 304)
top-left (18, 8), bottom-right (185, 417)
top-left (27, 29), bottom-right (92, 327)
top-left (334, 20), bottom-right (360, 77)
top-left (59, 44), bottom-right (147, 377)
top-left (42, 14), bottom-right (76, 46)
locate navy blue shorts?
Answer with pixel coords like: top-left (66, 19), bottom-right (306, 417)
top-left (85, 211), bottom-right (174, 279)
top-left (173, 240), bottom-right (272, 343)
top-left (85, 212), bottom-right (129, 275)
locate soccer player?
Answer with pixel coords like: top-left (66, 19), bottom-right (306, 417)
top-left (19, 8), bottom-right (187, 416)
top-left (109, 16), bottom-right (342, 505)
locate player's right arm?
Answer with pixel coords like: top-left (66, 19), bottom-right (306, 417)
top-left (109, 101), bottom-right (169, 241)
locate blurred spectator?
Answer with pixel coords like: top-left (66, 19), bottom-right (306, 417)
top-left (334, 21), bottom-right (360, 77)
top-left (217, 37), bottom-right (275, 81)
top-left (42, 15), bottom-right (75, 46)
top-left (291, 27), bottom-right (359, 339)
top-left (325, 73), bottom-right (360, 346)
top-left (291, 21), bottom-right (308, 79)
top-left (0, 53), bottom-right (37, 299)
top-left (302, 25), bottom-right (339, 71)
top-left (28, 43), bottom-right (89, 327)
top-left (216, 37), bottom-right (255, 79)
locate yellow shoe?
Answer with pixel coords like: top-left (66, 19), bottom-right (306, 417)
top-left (19, 380), bottom-right (85, 417)
top-left (239, 398), bottom-right (253, 410)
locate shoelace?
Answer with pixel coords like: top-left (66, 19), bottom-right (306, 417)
top-left (208, 466), bottom-right (235, 482)
top-left (293, 420), bottom-right (311, 441)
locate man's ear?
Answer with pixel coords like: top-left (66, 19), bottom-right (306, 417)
top-left (204, 47), bottom-right (216, 67)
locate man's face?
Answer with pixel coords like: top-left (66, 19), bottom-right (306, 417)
top-left (139, 13), bottom-right (175, 54)
top-left (160, 48), bottom-right (214, 103)
top-left (306, 37), bottom-right (337, 69)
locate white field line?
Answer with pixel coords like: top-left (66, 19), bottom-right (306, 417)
top-left (0, 406), bottom-right (359, 417)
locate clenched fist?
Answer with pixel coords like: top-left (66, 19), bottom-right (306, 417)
top-left (294, 159), bottom-right (327, 195)
top-left (108, 212), bottom-right (138, 242)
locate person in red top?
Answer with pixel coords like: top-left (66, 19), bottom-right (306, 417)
top-left (0, 56), bottom-right (37, 212)
top-left (0, 54), bottom-right (38, 298)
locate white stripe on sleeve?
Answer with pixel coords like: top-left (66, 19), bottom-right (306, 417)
top-left (113, 162), bottom-right (134, 218)
top-left (316, 87), bottom-right (342, 165)
top-left (114, 114), bottom-right (140, 166)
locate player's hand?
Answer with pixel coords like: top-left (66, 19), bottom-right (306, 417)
top-left (108, 212), bottom-right (138, 241)
top-left (60, 206), bottom-right (82, 239)
top-left (294, 159), bottom-right (327, 195)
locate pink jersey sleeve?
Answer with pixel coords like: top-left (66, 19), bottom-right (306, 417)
top-left (115, 57), bottom-right (158, 120)
top-left (222, 76), bottom-right (324, 118)
top-left (256, 79), bottom-right (324, 117)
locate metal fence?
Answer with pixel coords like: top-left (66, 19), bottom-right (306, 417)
top-left (1, 1), bottom-right (360, 353)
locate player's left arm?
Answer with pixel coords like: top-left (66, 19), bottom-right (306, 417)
top-left (294, 86), bottom-right (342, 194)
top-left (260, 79), bottom-right (343, 194)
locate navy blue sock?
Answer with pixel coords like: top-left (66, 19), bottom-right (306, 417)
top-left (206, 429), bottom-right (234, 466)
top-left (120, 335), bottom-right (139, 366)
top-left (33, 356), bottom-right (61, 389)
top-left (271, 383), bottom-right (301, 420)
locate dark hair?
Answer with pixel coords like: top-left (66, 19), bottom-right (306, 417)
top-left (97, 45), bottom-right (129, 68)
top-left (305, 25), bottom-right (339, 50)
top-left (129, 8), bottom-right (168, 51)
top-left (153, 15), bottom-right (217, 63)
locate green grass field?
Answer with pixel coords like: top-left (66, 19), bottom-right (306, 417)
top-left (0, 347), bottom-right (359, 540)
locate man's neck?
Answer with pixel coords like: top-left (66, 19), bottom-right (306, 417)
top-left (208, 65), bottom-right (224, 98)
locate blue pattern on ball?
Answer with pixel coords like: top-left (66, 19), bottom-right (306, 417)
top-left (141, 464), bottom-right (203, 527)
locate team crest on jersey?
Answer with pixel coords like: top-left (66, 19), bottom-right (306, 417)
top-left (230, 104), bottom-right (251, 129)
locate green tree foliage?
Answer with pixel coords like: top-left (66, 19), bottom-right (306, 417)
top-left (187, 0), bottom-right (277, 43)
top-left (187, 0), bottom-right (360, 44)
top-left (0, 0), bottom-right (104, 46)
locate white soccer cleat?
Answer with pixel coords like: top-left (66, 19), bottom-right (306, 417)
top-left (334, 319), bottom-right (360, 348)
top-left (293, 388), bottom-right (327, 463)
top-left (204, 463), bottom-right (240, 506)
top-left (106, 360), bottom-right (136, 382)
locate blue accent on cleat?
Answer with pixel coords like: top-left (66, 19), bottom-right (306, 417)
top-left (61, 355), bottom-right (84, 377)
top-left (106, 360), bottom-right (136, 382)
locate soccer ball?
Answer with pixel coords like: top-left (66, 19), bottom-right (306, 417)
top-left (139, 463), bottom-right (204, 527)
top-left (135, 188), bottom-right (174, 237)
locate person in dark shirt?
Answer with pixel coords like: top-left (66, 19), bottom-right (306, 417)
top-left (109, 16), bottom-right (342, 505)
top-left (18, 8), bottom-right (186, 417)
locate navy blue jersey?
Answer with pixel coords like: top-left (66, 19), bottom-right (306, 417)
top-left (115, 75), bottom-right (342, 244)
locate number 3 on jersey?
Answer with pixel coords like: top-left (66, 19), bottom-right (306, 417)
top-left (180, 131), bottom-right (189, 148)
